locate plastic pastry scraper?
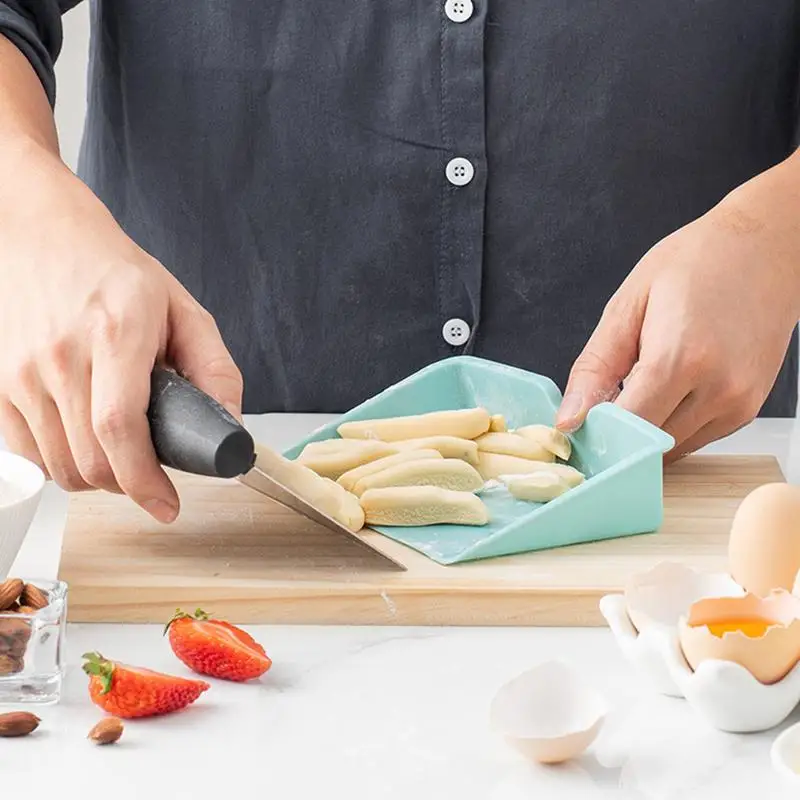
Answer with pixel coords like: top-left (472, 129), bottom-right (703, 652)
top-left (146, 366), bottom-right (404, 570)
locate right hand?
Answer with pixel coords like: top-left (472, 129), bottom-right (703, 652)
top-left (0, 144), bottom-right (243, 522)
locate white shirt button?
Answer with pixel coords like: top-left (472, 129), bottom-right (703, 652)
top-left (444, 0), bottom-right (474, 23)
top-left (445, 157), bottom-right (474, 186)
top-left (442, 318), bottom-right (471, 346)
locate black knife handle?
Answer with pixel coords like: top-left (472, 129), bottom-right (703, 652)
top-left (147, 366), bottom-right (256, 478)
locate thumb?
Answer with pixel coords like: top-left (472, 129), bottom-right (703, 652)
top-left (555, 293), bottom-right (644, 433)
top-left (167, 293), bottom-right (244, 420)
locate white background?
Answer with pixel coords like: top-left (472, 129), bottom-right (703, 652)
top-left (53, 3), bottom-right (89, 171)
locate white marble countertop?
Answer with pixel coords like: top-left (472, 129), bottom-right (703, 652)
top-left (6, 415), bottom-right (800, 798)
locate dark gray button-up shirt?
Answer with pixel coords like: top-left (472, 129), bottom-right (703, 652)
top-left (2, 1), bottom-right (799, 415)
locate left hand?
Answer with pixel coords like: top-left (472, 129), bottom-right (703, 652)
top-left (555, 154), bottom-right (800, 462)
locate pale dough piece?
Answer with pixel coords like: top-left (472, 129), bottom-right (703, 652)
top-left (298, 438), bottom-right (376, 458)
top-left (475, 432), bottom-right (555, 462)
top-left (251, 444), bottom-right (364, 531)
top-left (392, 436), bottom-right (480, 465)
top-left (498, 462), bottom-right (585, 491)
top-left (337, 407), bottom-right (490, 442)
top-left (542, 462), bottom-right (585, 488)
top-left (489, 414), bottom-right (507, 432)
top-left (352, 458), bottom-right (484, 497)
top-left (322, 478), bottom-right (366, 530)
top-left (515, 424), bottom-right (572, 461)
top-left (337, 449), bottom-right (443, 492)
top-left (501, 472), bottom-right (571, 503)
top-left (360, 486), bottom-right (490, 527)
top-left (297, 440), bottom-right (398, 480)
top-left (477, 452), bottom-right (557, 481)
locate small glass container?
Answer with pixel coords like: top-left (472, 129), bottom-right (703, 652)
top-left (0, 579), bottom-right (67, 705)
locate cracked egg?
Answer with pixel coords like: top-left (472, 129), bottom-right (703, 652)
top-left (678, 591), bottom-right (800, 685)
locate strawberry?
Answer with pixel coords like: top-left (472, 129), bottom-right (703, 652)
top-left (82, 651), bottom-right (210, 718)
top-left (164, 608), bottom-right (272, 682)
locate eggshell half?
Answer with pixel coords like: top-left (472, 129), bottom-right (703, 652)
top-left (728, 483), bottom-right (800, 597)
top-left (489, 660), bottom-right (607, 764)
top-left (624, 561), bottom-right (744, 634)
top-left (678, 591), bottom-right (800, 684)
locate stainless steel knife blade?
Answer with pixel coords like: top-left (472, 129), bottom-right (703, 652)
top-left (238, 445), bottom-right (406, 571)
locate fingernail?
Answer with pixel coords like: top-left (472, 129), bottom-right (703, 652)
top-left (556, 392), bottom-right (584, 431)
top-left (143, 499), bottom-right (179, 523)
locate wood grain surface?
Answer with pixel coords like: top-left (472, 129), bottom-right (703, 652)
top-left (58, 454), bottom-right (783, 626)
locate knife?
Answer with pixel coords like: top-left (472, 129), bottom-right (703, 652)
top-left (147, 366), bottom-right (404, 569)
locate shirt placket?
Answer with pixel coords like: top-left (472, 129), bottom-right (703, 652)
top-left (437, 0), bottom-right (487, 353)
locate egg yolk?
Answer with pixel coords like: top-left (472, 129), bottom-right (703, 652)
top-left (703, 618), bottom-right (775, 638)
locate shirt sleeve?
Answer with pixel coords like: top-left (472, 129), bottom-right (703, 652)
top-left (0, 1), bottom-right (83, 107)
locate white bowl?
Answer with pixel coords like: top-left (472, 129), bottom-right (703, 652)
top-left (0, 452), bottom-right (45, 578)
top-left (771, 721), bottom-right (800, 786)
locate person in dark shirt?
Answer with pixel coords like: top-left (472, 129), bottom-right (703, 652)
top-left (1, 1), bottom-right (798, 522)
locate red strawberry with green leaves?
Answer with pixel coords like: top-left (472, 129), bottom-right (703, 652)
top-left (164, 608), bottom-right (272, 682)
top-left (82, 651), bottom-right (210, 718)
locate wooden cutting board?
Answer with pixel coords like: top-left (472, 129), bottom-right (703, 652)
top-left (58, 454), bottom-right (783, 626)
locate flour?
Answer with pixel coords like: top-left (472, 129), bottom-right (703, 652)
top-left (0, 477), bottom-right (25, 508)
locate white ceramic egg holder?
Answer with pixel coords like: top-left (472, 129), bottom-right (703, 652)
top-left (600, 561), bottom-right (800, 734)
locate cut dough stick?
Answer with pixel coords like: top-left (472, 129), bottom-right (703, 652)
top-left (500, 472), bottom-right (572, 503)
top-left (352, 458), bottom-right (484, 497)
top-left (337, 449), bottom-right (443, 492)
top-left (337, 407), bottom-right (490, 442)
top-left (298, 438), bottom-right (372, 458)
top-left (296, 440), bottom-right (398, 480)
top-left (475, 432), bottom-right (555, 462)
top-left (392, 436), bottom-right (479, 466)
top-left (489, 414), bottom-right (507, 432)
top-left (251, 443), bottom-right (364, 531)
top-left (360, 486), bottom-right (490, 527)
top-left (522, 462), bottom-right (586, 488)
top-left (322, 478), bottom-right (365, 531)
top-left (515, 424), bottom-right (572, 461)
top-left (499, 461), bottom-right (585, 489)
top-left (477, 452), bottom-right (558, 481)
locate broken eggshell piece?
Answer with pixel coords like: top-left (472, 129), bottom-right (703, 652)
top-left (624, 561), bottom-right (744, 634)
top-left (489, 660), bottom-right (607, 764)
top-left (678, 591), bottom-right (800, 685)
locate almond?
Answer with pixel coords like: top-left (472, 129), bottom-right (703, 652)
top-left (0, 711), bottom-right (40, 737)
top-left (0, 654), bottom-right (23, 675)
top-left (0, 579), bottom-right (24, 610)
top-left (0, 616), bottom-right (31, 639)
top-left (88, 717), bottom-right (124, 745)
top-left (20, 583), bottom-right (49, 611)
top-left (16, 606), bottom-right (36, 615)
